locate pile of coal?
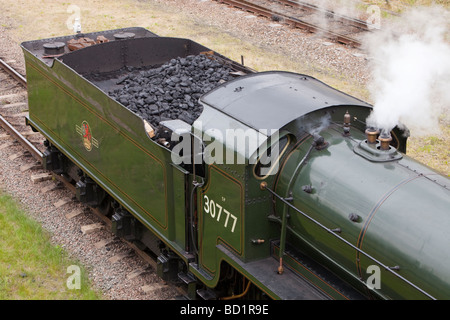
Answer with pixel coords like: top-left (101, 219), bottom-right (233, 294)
top-left (108, 54), bottom-right (235, 127)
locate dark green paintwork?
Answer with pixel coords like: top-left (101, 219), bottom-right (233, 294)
top-left (21, 29), bottom-right (450, 300)
top-left (21, 35), bottom-right (281, 297)
top-left (275, 122), bottom-right (450, 299)
top-left (23, 49), bottom-right (186, 253)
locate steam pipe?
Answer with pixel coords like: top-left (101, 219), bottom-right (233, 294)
top-left (189, 178), bottom-right (204, 259)
top-left (276, 143), bottom-right (314, 274)
top-left (221, 278), bottom-right (251, 300)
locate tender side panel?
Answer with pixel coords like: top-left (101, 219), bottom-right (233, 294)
top-left (24, 53), bottom-right (170, 237)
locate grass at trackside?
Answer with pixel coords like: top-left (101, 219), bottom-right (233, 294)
top-left (0, 192), bottom-right (101, 300)
top-left (407, 123), bottom-right (450, 177)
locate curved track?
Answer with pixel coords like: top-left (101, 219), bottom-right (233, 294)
top-left (215, 0), bottom-right (370, 47)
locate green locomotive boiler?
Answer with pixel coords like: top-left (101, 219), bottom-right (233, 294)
top-left (21, 28), bottom-right (450, 300)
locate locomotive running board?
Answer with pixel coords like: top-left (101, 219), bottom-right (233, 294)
top-left (218, 244), bottom-right (329, 300)
top-left (270, 241), bottom-right (366, 300)
top-left (218, 242), bottom-right (366, 300)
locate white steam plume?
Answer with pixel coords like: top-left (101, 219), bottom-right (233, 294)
top-left (364, 6), bottom-right (450, 137)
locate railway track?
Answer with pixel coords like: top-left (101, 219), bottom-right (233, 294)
top-left (215, 0), bottom-right (370, 47)
top-left (0, 59), bottom-right (183, 299)
top-left (0, 59), bottom-right (42, 163)
top-left (0, 58), bottom-right (41, 161)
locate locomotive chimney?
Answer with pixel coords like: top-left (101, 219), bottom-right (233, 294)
top-left (365, 127), bottom-right (379, 144)
top-left (379, 131), bottom-right (392, 151)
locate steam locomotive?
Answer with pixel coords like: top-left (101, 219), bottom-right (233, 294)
top-left (21, 27), bottom-right (450, 300)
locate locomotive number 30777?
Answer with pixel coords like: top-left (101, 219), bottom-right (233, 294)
top-left (203, 195), bottom-right (238, 233)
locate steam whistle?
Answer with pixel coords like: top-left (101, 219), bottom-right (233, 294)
top-left (343, 111), bottom-right (351, 136)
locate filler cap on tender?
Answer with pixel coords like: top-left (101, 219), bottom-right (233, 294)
top-left (199, 71), bottom-right (371, 133)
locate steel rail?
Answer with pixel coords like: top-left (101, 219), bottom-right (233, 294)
top-left (0, 58), bottom-right (27, 87)
top-left (0, 59), bottom-right (43, 162)
top-left (0, 115), bottom-right (43, 162)
top-left (216, 0), bottom-right (363, 47)
top-left (276, 0), bottom-right (370, 31)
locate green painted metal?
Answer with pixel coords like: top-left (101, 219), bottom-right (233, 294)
top-left (274, 121), bottom-right (450, 299)
top-left (21, 28), bottom-right (450, 300)
top-left (21, 33), bottom-right (278, 296)
top-left (22, 45), bottom-right (187, 257)
top-left (270, 243), bottom-right (355, 300)
top-left (199, 165), bottom-right (244, 273)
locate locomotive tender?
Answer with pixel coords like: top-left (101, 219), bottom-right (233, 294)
top-left (21, 27), bottom-right (450, 300)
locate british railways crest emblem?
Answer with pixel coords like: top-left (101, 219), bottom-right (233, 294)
top-left (76, 120), bottom-right (99, 151)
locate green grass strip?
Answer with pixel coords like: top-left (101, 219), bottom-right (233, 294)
top-left (0, 192), bottom-right (101, 300)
